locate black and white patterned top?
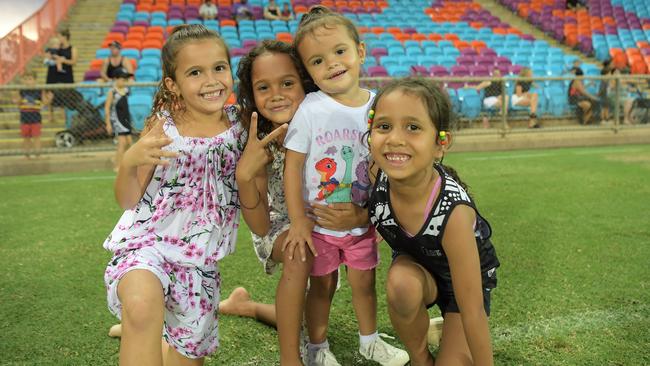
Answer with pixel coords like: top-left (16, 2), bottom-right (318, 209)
top-left (368, 164), bottom-right (499, 291)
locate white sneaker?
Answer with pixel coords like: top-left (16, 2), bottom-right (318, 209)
top-left (427, 317), bottom-right (444, 346)
top-left (306, 347), bottom-right (342, 366)
top-left (359, 335), bottom-right (409, 366)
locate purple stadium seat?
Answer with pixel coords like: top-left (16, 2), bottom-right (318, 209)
top-left (367, 66), bottom-right (388, 77)
top-left (370, 47), bottom-right (388, 58)
top-left (242, 40), bottom-right (258, 49)
top-left (430, 66), bottom-right (449, 76)
top-left (84, 70), bottom-right (101, 81)
top-left (133, 20), bottom-right (150, 27)
top-left (230, 47), bottom-right (248, 57)
top-left (410, 65), bottom-right (429, 76)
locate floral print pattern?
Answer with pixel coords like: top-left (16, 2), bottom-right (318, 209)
top-left (103, 106), bottom-right (245, 358)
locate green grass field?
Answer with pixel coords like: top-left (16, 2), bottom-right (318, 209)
top-left (1, 144), bottom-right (649, 365)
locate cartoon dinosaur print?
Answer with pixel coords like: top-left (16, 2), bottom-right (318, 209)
top-left (326, 146), bottom-right (354, 203)
top-left (315, 157), bottom-right (339, 201)
top-left (351, 160), bottom-right (370, 203)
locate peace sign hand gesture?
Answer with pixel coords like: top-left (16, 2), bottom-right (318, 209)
top-left (122, 116), bottom-right (178, 169)
top-left (236, 112), bottom-right (288, 182)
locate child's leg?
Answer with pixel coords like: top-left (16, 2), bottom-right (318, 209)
top-left (386, 256), bottom-right (437, 365)
top-left (117, 269), bottom-right (165, 366)
top-left (165, 347), bottom-right (204, 366)
top-left (305, 271), bottom-right (337, 344)
top-left (434, 313), bottom-right (473, 365)
top-left (22, 137), bottom-right (32, 158)
top-left (271, 230), bottom-right (314, 364)
top-left (33, 136), bottom-right (41, 157)
top-left (347, 267), bottom-right (377, 336)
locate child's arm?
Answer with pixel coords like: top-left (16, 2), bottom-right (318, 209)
top-left (114, 118), bottom-right (178, 209)
top-left (283, 149), bottom-right (317, 261)
top-left (104, 90), bottom-right (113, 135)
top-left (442, 205), bottom-right (494, 366)
top-left (236, 112), bottom-right (288, 236)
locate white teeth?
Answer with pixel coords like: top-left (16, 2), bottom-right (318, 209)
top-left (202, 90), bottom-right (222, 98)
top-left (385, 154), bottom-right (409, 162)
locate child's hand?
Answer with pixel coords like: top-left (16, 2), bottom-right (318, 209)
top-left (309, 202), bottom-right (367, 231)
top-left (122, 117), bottom-right (177, 169)
top-left (236, 112), bottom-right (288, 182)
top-left (283, 217), bottom-right (317, 262)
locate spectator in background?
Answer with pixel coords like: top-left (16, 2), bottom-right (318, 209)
top-left (598, 59), bottom-right (614, 122)
top-left (568, 67), bottom-right (600, 124)
top-left (234, 0), bottom-right (254, 21)
top-left (13, 70), bottom-right (52, 159)
top-left (512, 67), bottom-right (541, 128)
top-left (100, 41), bottom-right (134, 81)
top-left (474, 69), bottom-right (507, 129)
top-left (104, 68), bottom-right (133, 172)
top-left (263, 0), bottom-right (281, 20)
top-left (199, 0), bottom-right (218, 20)
top-left (44, 28), bottom-right (77, 123)
top-left (280, 3), bottom-right (293, 20)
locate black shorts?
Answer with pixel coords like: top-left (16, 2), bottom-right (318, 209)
top-left (392, 251), bottom-right (496, 316)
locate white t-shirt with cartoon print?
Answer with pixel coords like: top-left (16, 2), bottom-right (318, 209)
top-left (284, 90), bottom-right (374, 237)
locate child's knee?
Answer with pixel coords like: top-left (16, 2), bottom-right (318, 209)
top-left (120, 293), bottom-right (164, 330)
top-left (282, 253), bottom-right (313, 278)
top-left (386, 272), bottom-right (424, 314)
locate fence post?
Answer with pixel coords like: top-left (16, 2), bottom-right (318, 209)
top-left (614, 76), bottom-right (620, 133)
top-left (500, 77), bottom-right (508, 137)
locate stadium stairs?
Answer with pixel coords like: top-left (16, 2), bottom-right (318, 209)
top-left (0, 0), bottom-right (121, 151)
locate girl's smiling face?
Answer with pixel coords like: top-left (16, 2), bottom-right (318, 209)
top-left (165, 40), bottom-right (233, 118)
top-left (251, 52), bottom-right (306, 127)
top-left (370, 89), bottom-right (445, 183)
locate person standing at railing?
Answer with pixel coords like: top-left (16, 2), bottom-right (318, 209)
top-left (12, 70), bottom-right (52, 159)
top-left (104, 68), bottom-right (133, 172)
top-left (44, 28), bottom-right (77, 123)
top-left (474, 69), bottom-right (507, 129)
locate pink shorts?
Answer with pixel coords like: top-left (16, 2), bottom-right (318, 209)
top-left (310, 227), bottom-right (379, 276)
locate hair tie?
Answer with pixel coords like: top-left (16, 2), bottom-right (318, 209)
top-left (367, 109), bottom-right (375, 144)
top-left (439, 131), bottom-right (447, 145)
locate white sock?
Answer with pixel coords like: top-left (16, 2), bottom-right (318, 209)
top-left (359, 331), bottom-right (378, 346)
top-left (307, 339), bottom-right (329, 352)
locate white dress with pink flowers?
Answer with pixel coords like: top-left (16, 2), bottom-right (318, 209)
top-left (103, 106), bottom-right (245, 358)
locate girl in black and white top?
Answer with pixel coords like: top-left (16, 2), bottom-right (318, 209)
top-left (366, 77), bottom-right (500, 366)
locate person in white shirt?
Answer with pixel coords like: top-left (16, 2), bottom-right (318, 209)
top-left (199, 0), bottom-right (218, 20)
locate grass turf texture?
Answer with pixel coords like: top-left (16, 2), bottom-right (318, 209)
top-left (1, 144), bottom-right (649, 365)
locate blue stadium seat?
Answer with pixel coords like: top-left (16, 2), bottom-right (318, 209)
top-left (129, 94), bottom-right (154, 131)
top-left (95, 48), bottom-right (110, 59)
top-left (121, 48), bottom-right (140, 60)
top-left (141, 48), bottom-right (161, 59)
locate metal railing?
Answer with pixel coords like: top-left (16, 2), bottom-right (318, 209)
top-left (1, 74), bottom-right (648, 156)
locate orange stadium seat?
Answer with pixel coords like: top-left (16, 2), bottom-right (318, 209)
top-left (136, 3), bottom-right (153, 12)
top-left (443, 33), bottom-right (459, 41)
top-left (371, 27), bottom-right (384, 35)
top-left (187, 0), bottom-right (202, 5)
top-left (321, 0), bottom-right (334, 7)
top-left (123, 40), bottom-right (143, 50)
top-left (148, 26), bottom-right (165, 35)
top-left (152, 3), bottom-right (169, 12)
top-left (411, 33), bottom-right (427, 42)
top-left (126, 33), bottom-right (145, 42)
top-left (277, 32), bottom-right (293, 43)
top-left (220, 19), bottom-right (236, 27)
top-left (428, 33), bottom-right (443, 41)
top-left (129, 26), bottom-right (147, 35)
top-left (294, 5), bottom-right (308, 14)
top-left (142, 39), bottom-right (163, 49)
top-left (89, 59), bottom-right (104, 71)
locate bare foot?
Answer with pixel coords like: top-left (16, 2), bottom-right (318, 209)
top-left (219, 287), bottom-right (253, 317)
top-left (108, 323), bottom-right (122, 338)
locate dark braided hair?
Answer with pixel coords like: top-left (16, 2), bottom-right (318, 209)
top-left (236, 40), bottom-right (316, 140)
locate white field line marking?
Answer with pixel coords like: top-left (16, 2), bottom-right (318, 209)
top-left (491, 305), bottom-right (649, 345)
top-left (465, 153), bottom-right (556, 161)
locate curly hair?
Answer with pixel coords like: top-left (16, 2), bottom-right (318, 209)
top-left (236, 40), bottom-right (317, 140)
